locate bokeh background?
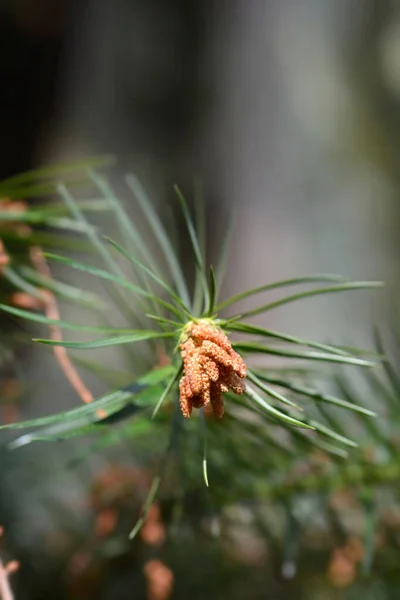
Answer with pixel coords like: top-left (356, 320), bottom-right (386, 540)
top-left (1, 1), bottom-right (400, 598)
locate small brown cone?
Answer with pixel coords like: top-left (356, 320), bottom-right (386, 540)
top-left (179, 320), bottom-right (246, 419)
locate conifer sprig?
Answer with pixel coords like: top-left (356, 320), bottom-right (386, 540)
top-left (0, 165), bottom-right (383, 541)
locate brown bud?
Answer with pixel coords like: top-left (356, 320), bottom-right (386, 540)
top-left (178, 320), bottom-right (247, 419)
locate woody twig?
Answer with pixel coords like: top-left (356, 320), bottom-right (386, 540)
top-left (29, 247), bottom-right (94, 406)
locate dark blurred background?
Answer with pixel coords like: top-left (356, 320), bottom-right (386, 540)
top-left (1, 0), bottom-right (400, 598)
top-left (1, 0), bottom-right (397, 336)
